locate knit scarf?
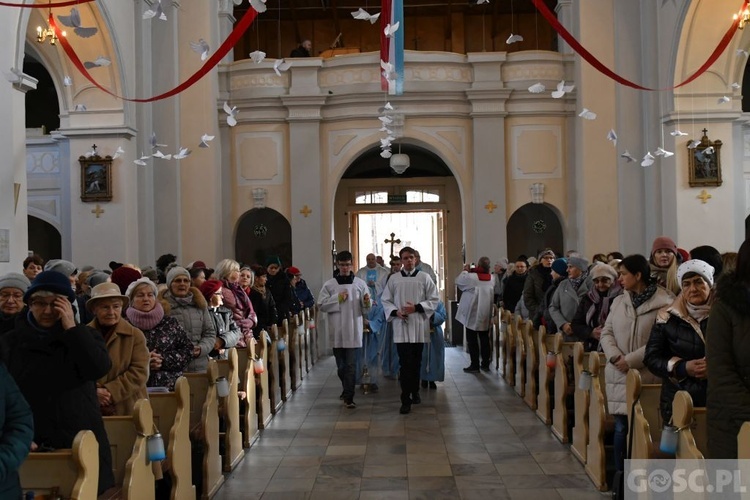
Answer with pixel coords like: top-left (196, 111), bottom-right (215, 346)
top-left (175, 294), bottom-right (194, 307)
top-left (224, 279), bottom-right (252, 312)
top-left (569, 271), bottom-right (588, 291)
top-left (685, 297), bottom-right (712, 324)
top-left (126, 301), bottom-right (165, 331)
top-left (470, 269), bottom-right (492, 281)
top-left (630, 283), bottom-right (657, 310)
top-left (585, 282), bottom-right (622, 327)
top-left (253, 283), bottom-right (266, 296)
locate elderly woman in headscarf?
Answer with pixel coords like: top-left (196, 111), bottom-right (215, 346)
top-left (0, 271), bottom-right (115, 494)
top-left (159, 267), bottom-right (216, 373)
top-left (87, 282), bottom-right (149, 416)
top-left (214, 259), bottom-right (256, 346)
top-left (645, 259), bottom-right (713, 425)
top-left (125, 277), bottom-right (194, 390)
top-left (570, 263), bottom-right (622, 351)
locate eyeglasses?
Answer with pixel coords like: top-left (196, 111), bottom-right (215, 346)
top-left (30, 299), bottom-right (57, 310)
top-left (0, 292), bottom-right (23, 301)
top-left (172, 278), bottom-right (190, 284)
top-left (592, 278), bottom-right (612, 284)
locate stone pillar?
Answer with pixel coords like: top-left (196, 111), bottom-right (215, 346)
top-left (0, 73), bottom-right (35, 273)
top-left (555, 0), bottom-right (574, 54)
top-left (466, 53), bottom-right (511, 261)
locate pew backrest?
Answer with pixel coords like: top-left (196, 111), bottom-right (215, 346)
top-left (673, 390), bottom-right (705, 460)
top-left (626, 369), bottom-right (662, 460)
top-left (739, 422), bottom-right (750, 459)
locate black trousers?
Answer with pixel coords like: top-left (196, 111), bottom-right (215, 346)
top-left (396, 343), bottom-right (423, 405)
top-left (466, 328), bottom-right (490, 369)
top-left (333, 347), bottom-right (357, 402)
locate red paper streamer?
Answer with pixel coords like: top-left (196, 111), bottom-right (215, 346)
top-left (0, 0), bottom-right (94, 7)
top-left (50, 7), bottom-right (258, 102)
top-left (531, 0), bottom-right (748, 91)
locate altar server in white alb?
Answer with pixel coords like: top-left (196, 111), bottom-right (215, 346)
top-left (381, 246), bottom-right (440, 415)
top-left (318, 251), bottom-right (371, 409)
top-left (456, 256), bottom-right (496, 373)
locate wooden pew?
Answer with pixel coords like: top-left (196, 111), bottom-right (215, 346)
top-left (307, 307), bottom-right (318, 365)
top-left (739, 422), bottom-right (750, 459)
top-left (184, 360), bottom-right (224, 499)
top-left (627, 369), bottom-right (664, 460)
top-left (279, 319), bottom-right (293, 400)
top-left (570, 342), bottom-right (591, 464)
top-left (504, 313), bottom-right (517, 387)
top-left (672, 391), bottom-right (708, 459)
top-left (498, 309), bottom-right (509, 378)
top-left (551, 334), bottom-right (577, 444)
top-left (292, 312), bottom-right (303, 385)
top-left (268, 325), bottom-right (283, 412)
top-left (535, 326), bottom-right (554, 425)
top-left (216, 348), bottom-right (245, 471)
top-left (300, 310), bottom-right (311, 373)
top-left (101, 399), bottom-right (156, 500)
top-left (492, 307), bottom-right (500, 371)
top-left (523, 320), bottom-right (539, 410)
top-left (584, 352), bottom-right (610, 491)
top-left (256, 330), bottom-right (272, 429)
top-left (20, 430), bottom-right (99, 500)
top-left (513, 314), bottom-right (526, 398)
top-left (149, 377), bottom-right (195, 500)
top-left (235, 345), bottom-right (259, 448)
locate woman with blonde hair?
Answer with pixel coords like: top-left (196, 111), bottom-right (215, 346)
top-left (214, 259), bottom-right (257, 346)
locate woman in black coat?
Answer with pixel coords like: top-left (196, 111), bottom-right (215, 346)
top-left (0, 358), bottom-right (33, 499)
top-left (644, 260), bottom-right (713, 424)
top-left (265, 256), bottom-right (294, 325)
top-left (1, 271), bottom-right (115, 495)
top-left (571, 263), bottom-right (622, 352)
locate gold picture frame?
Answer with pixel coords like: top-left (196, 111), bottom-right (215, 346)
top-left (79, 150), bottom-right (113, 202)
top-left (688, 130), bottom-right (722, 187)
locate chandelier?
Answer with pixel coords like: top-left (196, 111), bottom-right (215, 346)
top-left (36, 23), bottom-right (63, 45)
top-left (735, 8), bottom-right (750, 29)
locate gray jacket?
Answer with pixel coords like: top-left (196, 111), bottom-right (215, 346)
top-left (160, 288), bottom-right (217, 373)
top-left (548, 277), bottom-right (592, 332)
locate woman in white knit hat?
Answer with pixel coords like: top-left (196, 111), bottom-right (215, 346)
top-left (644, 259), bottom-right (714, 425)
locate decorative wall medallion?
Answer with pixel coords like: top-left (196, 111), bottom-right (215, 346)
top-left (533, 220), bottom-right (547, 234)
top-left (254, 224), bottom-right (268, 238)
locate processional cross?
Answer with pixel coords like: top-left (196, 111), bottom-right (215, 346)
top-left (385, 232), bottom-right (401, 259)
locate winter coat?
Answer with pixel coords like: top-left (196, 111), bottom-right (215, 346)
top-left (207, 305), bottom-right (242, 357)
top-left (570, 286), bottom-right (623, 352)
top-left (132, 313), bottom-right (193, 391)
top-left (295, 279), bottom-right (316, 309)
top-left (1, 317), bottom-right (115, 494)
top-left (549, 277), bottom-right (592, 334)
top-left (599, 286), bottom-right (673, 415)
top-left (501, 272), bottom-right (527, 314)
top-left (221, 280), bottom-right (256, 340)
top-left (523, 265), bottom-right (552, 322)
top-left (88, 318), bottom-right (149, 416)
top-left (267, 273), bottom-right (296, 325)
top-left (0, 309), bottom-right (23, 336)
top-left (249, 287), bottom-right (278, 333)
top-left (0, 361), bottom-right (33, 499)
top-left (455, 271), bottom-right (495, 331)
top-left (535, 276), bottom-right (565, 332)
top-left (706, 272), bottom-right (750, 458)
top-left (644, 295), bottom-right (707, 424)
top-left (160, 288), bottom-right (217, 373)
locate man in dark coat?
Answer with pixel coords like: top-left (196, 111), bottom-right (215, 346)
top-left (1, 271), bottom-right (115, 494)
top-left (500, 257), bottom-right (528, 313)
top-left (290, 39), bottom-right (312, 57)
top-left (0, 359), bottom-right (33, 499)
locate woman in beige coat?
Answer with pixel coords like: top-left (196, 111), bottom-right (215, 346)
top-left (87, 282), bottom-right (149, 416)
top-left (600, 254), bottom-right (673, 472)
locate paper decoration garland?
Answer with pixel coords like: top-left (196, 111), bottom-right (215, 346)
top-left (531, 0), bottom-right (748, 91)
top-left (50, 7), bottom-right (259, 103)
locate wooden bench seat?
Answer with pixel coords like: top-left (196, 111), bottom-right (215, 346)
top-left (673, 390), bottom-right (707, 459)
top-left (524, 321), bottom-right (539, 410)
top-left (626, 369), bottom-right (663, 461)
top-left (535, 326), bottom-right (553, 425)
top-left (235, 344), bottom-right (259, 448)
top-left (504, 313), bottom-right (517, 387)
top-left (21, 430), bottom-right (100, 500)
top-left (513, 315), bottom-right (526, 398)
top-left (585, 352), bottom-right (612, 491)
top-left (570, 342), bottom-right (591, 464)
top-left (498, 309), bottom-right (510, 378)
top-left (149, 377), bottom-right (195, 500)
top-left (279, 319), bottom-right (293, 401)
top-left (184, 360), bottom-right (224, 499)
top-left (551, 334), bottom-right (577, 444)
top-left (256, 329), bottom-right (273, 429)
top-left (101, 398), bottom-right (156, 500)
top-left (216, 348), bottom-right (245, 471)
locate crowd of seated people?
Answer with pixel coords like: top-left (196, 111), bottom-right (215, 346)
top-left (1, 238), bottom-right (750, 498)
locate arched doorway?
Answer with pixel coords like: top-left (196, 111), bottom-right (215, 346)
top-left (506, 203), bottom-right (564, 259)
top-left (333, 143), bottom-right (463, 301)
top-left (24, 54), bottom-right (60, 133)
top-left (28, 215), bottom-right (61, 261)
top-left (235, 208), bottom-right (292, 267)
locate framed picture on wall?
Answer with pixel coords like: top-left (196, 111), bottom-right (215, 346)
top-left (79, 151), bottom-right (113, 202)
top-left (688, 131), bottom-right (722, 187)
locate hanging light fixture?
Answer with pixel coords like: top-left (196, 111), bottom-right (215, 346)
top-left (734, 8), bottom-right (750, 29)
top-left (390, 143), bottom-right (410, 175)
top-left (37, 3), bottom-right (65, 45)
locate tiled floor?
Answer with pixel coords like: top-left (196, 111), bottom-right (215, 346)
top-left (213, 347), bottom-right (606, 499)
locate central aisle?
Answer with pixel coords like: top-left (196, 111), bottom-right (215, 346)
top-left (214, 347), bottom-right (604, 499)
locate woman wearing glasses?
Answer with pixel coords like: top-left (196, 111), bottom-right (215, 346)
top-left (0, 273), bottom-right (30, 334)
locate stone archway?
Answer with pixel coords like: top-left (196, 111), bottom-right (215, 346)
top-left (506, 203), bottom-right (564, 259)
top-left (28, 215), bottom-right (61, 261)
top-left (235, 208), bottom-right (292, 268)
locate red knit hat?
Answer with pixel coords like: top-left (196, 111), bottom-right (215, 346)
top-left (199, 279), bottom-right (223, 302)
top-left (286, 266), bottom-right (301, 276)
top-left (110, 266), bottom-right (142, 295)
top-left (651, 236), bottom-right (678, 257)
